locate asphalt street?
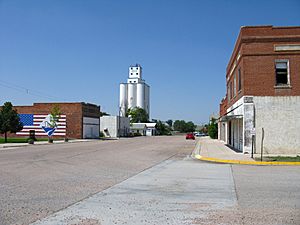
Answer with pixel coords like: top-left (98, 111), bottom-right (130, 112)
top-left (0, 136), bottom-right (299, 225)
top-left (0, 136), bottom-right (195, 225)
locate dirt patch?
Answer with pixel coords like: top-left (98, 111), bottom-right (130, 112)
top-left (191, 208), bottom-right (300, 225)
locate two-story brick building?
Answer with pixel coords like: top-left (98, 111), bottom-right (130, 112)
top-left (218, 25), bottom-right (300, 155)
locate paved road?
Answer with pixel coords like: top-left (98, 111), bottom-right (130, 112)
top-left (1, 136), bottom-right (299, 225)
top-left (0, 136), bottom-right (195, 225)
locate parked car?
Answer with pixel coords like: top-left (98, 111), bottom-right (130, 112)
top-left (194, 132), bottom-right (206, 137)
top-left (186, 133), bottom-right (195, 140)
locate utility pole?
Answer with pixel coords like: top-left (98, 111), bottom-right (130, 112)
top-left (118, 107), bottom-right (121, 138)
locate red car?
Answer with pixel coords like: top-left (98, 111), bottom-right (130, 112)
top-left (186, 133), bottom-right (195, 140)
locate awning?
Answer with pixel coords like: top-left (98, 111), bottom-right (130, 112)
top-left (219, 115), bottom-right (243, 122)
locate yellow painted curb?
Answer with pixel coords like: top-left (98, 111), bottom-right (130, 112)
top-left (194, 154), bottom-right (300, 166)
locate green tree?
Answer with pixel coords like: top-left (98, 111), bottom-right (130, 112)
top-left (166, 119), bottom-right (173, 128)
top-left (0, 102), bottom-right (23, 143)
top-left (100, 111), bottom-right (110, 117)
top-left (173, 120), bottom-right (196, 133)
top-left (186, 121), bottom-right (196, 133)
top-left (208, 118), bottom-right (218, 139)
top-left (173, 120), bottom-right (185, 132)
top-left (126, 107), bottom-right (149, 123)
top-left (50, 104), bottom-right (61, 128)
top-left (155, 120), bottom-right (171, 135)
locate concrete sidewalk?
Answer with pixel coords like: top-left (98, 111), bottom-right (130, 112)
top-left (193, 137), bottom-right (300, 165)
top-left (31, 158), bottom-right (237, 225)
top-left (193, 137), bottom-right (253, 161)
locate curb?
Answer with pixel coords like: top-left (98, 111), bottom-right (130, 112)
top-left (194, 154), bottom-right (300, 166)
top-left (0, 139), bottom-right (100, 149)
top-left (1, 144), bottom-right (29, 149)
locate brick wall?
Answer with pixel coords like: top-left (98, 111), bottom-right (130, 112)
top-left (223, 26), bottom-right (300, 110)
top-left (227, 25), bottom-right (300, 73)
top-left (13, 103), bottom-right (84, 139)
top-left (1, 102), bottom-right (100, 139)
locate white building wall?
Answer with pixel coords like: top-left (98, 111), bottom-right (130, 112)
top-left (221, 96), bottom-right (300, 155)
top-left (100, 116), bottom-right (117, 137)
top-left (100, 116), bottom-right (130, 138)
top-left (83, 117), bottom-right (100, 139)
top-left (117, 116), bottom-right (130, 137)
top-left (253, 96), bottom-right (300, 155)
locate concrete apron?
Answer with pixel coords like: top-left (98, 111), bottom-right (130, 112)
top-left (31, 158), bottom-right (237, 225)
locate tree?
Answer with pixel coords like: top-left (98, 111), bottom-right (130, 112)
top-left (50, 104), bottom-right (61, 128)
top-left (166, 119), bottom-right (173, 128)
top-left (0, 102), bottom-right (23, 143)
top-left (173, 120), bottom-right (185, 132)
top-left (200, 124), bottom-right (208, 134)
top-left (173, 120), bottom-right (196, 133)
top-left (100, 111), bottom-right (110, 117)
top-left (155, 120), bottom-right (171, 135)
top-left (126, 107), bottom-right (149, 123)
top-left (208, 118), bottom-right (218, 139)
top-left (186, 121), bottom-right (196, 132)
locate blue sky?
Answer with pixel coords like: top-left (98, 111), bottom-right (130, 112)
top-left (1, 0), bottom-right (300, 124)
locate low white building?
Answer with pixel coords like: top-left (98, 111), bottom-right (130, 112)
top-left (131, 123), bottom-right (157, 136)
top-left (100, 116), bottom-right (130, 138)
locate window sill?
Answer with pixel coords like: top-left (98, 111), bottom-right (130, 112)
top-left (274, 85), bottom-right (292, 89)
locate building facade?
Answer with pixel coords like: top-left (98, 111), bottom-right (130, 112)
top-left (130, 123), bottom-right (157, 136)
top-left (100, 116), bottom-right (130, 138)
top-left (218, 26), bottom-right (300, 155)
top-left (10, 102), bottom-right (100, 139)
top-left (119, 64), bottom-right (150, 118)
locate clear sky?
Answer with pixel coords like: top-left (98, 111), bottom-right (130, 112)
top-left (1, 0), bottom-right (300, 124)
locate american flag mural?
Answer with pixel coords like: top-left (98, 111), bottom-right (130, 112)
top-left (17, 114), bottom-right (67, 136)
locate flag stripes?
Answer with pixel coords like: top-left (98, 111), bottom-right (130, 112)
top-left (17, 114), bottom-right (67, 136)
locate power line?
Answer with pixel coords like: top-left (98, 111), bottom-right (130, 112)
top-left (0, 79), bottom-right (63, 101)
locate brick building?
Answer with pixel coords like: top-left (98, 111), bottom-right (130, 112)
top-left (9, 102), bottom-right (101, 139)
top-left (218, 25), bottom-right (300, 155)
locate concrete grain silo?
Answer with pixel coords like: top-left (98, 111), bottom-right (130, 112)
top-left (136, 83), bottom-right (145, 109)
top-left (119, 64), bottom-right (150, 118)
top-left (119, 83), bottom-right (127, 117)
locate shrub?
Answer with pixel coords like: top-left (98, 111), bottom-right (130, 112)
top-left (208, 118), bottom-right (218, 139)
top-left (27, 138), bottom-right (34, 144)
top-left (99, 131), bottom-right (105, 138)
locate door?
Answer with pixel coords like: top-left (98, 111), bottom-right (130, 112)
top-left (228, 121), bottom-right (232, 145)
